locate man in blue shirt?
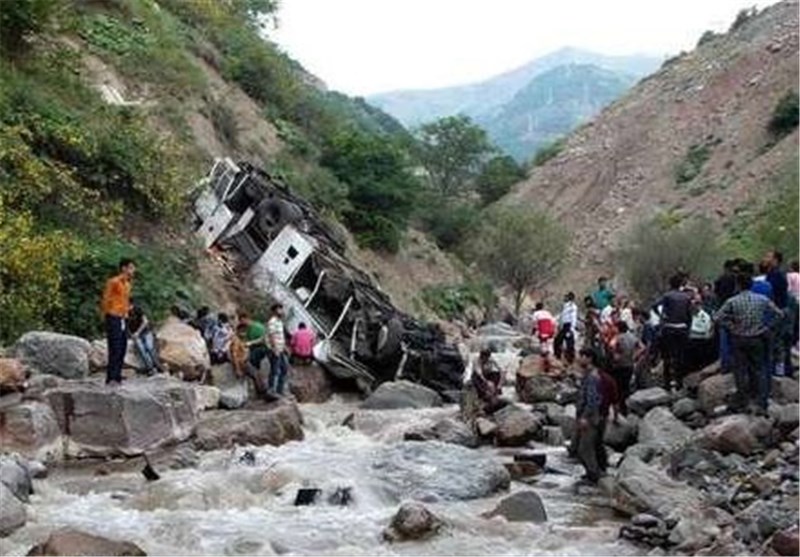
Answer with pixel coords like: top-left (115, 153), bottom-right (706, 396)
top-left (765, 250), bottom-right (791, 376)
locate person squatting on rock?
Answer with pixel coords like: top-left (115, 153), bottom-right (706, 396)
top-left (290, 322), bottom-right (316, 365)
top-left (472, 347), bottom-right (505, 414)
top-left (101, 258), bottom-right (135, 386)
top-left (128, 299), bottom-right (163, 375)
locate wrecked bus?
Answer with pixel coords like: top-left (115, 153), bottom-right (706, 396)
top-left (192, 158), bottom-right (464, 395)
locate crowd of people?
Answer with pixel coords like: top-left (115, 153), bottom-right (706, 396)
top-left (100, 257), bottom-right (317, 399)
top-left (466, 249), bottom-right (799, 485)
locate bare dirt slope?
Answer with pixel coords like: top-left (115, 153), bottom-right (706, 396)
top-left (505, 0), bottom-right (798, 292)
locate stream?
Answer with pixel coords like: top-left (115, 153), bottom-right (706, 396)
top-left (0, 396), bottom-right (637, 556)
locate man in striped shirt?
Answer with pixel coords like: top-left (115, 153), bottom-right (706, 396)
top-left (715, 273), bottom-right (784, 413)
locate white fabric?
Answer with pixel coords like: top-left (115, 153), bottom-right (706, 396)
top-left (689, 309), bottom-right (713, 340)
top-left (559, 301), bottom-right (579, 328)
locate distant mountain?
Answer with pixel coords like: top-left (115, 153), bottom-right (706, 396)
top-left (367, 47), bottom-right (663, 128)
top-left (477, 64), bottom-right (636, 161)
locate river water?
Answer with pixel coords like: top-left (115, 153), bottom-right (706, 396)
top-left (1, 396), bottom-right (636, 556)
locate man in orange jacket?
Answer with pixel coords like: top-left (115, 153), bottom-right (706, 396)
top-left (101, 258), bottom-right (136, 385)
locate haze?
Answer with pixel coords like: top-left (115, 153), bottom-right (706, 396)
top-left (271, 0), bottom-right (778, 96)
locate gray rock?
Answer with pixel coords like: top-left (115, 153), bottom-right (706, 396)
top-left (374, 441), bottom-right (510, 501)
top-left (476, 417), bottom-right (497, 437)
top-left (737, 500), bottom-right (797, 542)
top-left (672, 397), bottom-right (699, 420)
top-left (540, 425), bottom-right (565, 446)
top-left (12, 331), bottom-right (91, 380)
top-left (632, 513), bottom-right (661, 527)
top-left (289, 362), bottom-right (333, 403)
top-left (383, 502), bottom-right (444, 542)
top-left (46, 377), bottom-right (197, 457)
top-left (557, 404), bottom-right (577, 441)
top-left (530, 402), bottom-right (566, 425)
top-left (26, 528), bottom-right (146, 555)
top-left (696, 414), bottom-right (772, 456)
top-left (492, 405), bottom-right (542, 446)
top-left (772, 377), bottom-right (800, 405)
top-left (194, 403), bottom-right (304, 451)
top-left (484, 490), bottom-right (547, 523)
top-left (192, 385), bottom-right (221, 411)
top-left (770, 403), bottom-right (800, 431)
top-left (613, 454), bottom-right (707, 519)
top-left (0, 483), bottom-right (25, 536)
top-left (0, 456), bottom-right (32, 503)
top-left (627, 387), bottom-right (672, 416)
top-left (361, 380), bottom-right (443, 410)
top-left (697, 374), bottom-right (735, 414)
top-left (604, 415), bottom-right (638, 451)
top-left (405, 417), bottom-right (479, 448)
top-left (668, 507), bottom-right (731, 552)
top-left (638, 407), bottom-right (692, 452)
top-left (0, 401), bottom-right (62, 462)
top-left (210, 364), bottom-right (249, 410)
top-left (516, 373), bottom-right (558, 403)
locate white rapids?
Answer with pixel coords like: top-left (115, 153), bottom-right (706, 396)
top-left (0, 396), bottom-right (637, 556)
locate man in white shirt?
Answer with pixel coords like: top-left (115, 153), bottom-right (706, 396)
top-left (266, 303), bottom-right (290, 396)
top-left (555, 292), bottom-right (578, 363)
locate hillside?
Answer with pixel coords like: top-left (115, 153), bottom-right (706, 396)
top-left (368, 47), bottom-right (661, 128)
top-left (477, 64), bottom-right (636, 162)
top-left (0, 0), bottom-right (461, 344)
top-left (504, 0), bottom-right (799, 291)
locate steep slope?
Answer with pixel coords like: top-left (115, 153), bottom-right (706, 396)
top-left (477, 64), bottom-right (636, 161)
top-left (505, 0), bottom-right (799, 290)
top-left (368, 47), bottom-right (661, 127)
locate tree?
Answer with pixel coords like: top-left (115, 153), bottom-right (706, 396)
top-left (476, 155), bottom-right (526, 205)
top-left (321, 130), bottom-right (420, 252)
top-left (416, 115), bottom-right (494, 197)
top-left (616, 214), bottom-right (721, 305)
top-left (470, 205), bottom-right (569, 316)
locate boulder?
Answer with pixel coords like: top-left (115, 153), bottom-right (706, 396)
top-left (697, 374), bottom-right (735, 414)
top-left (671, 398), bottom-right (699, 420)
top-left (737, 500), bottom-right (798, 543)
top-left (771, 526), bottom-right (800, 556)
top-left (0, 483), bottom-right (26, 537)
top-left (772, 377), bottom-right (800, 404)
top-left (155, 318), bottom-right (210, 381)
top-left (194, 403), bottom-right (303, 450)
top-left (483, 490), bottom-right (547, 523)
top-left (0, 358), bottom-right (27, 393)
top-left (361, 380), bottom-right (442, 410)
top-left (209, 364), bottom-right (250, 410)
top-left (556, 404), bottom-right (577, 441)
top-left (492, 405), bottom-right (542, 446)
top-left (0, 401), bottom-right (62, 461)
top-left (540, 425), bottom-right (565, 446)
top-left (627, 387), bottom-right (672, 416)
top-left (193, 385), bottom-right (221, 411)
top-left (26, 528), bottom-right (146, 556)
top-left (604, 415), bottom-right (638, 451)
top-left (0, 455), bottom-right (33, 503)
top-left (374, 441), bottom-right (509, 501)
top-left (697, 414), bottom-right (772, 456)
top-left (404, 417), bottom-right (479, 448)
top-left (668, 507), bottom-right (731, 552)
top-left (475, 417), bottom-right (497, 437)
top-left (638, 407), bottom-right (692, 452)
top-left (46, 378), bottom-right (197, 457)
top-left (13, 332), bottom-right (91, 380)
top-left (613, 454), bottom-right (706, 519)
top-left (383, 502), bottom-right (444, 542)
top-left (88, 340), bottom-right (147, 373)
top-left (288, 363), bottom-right (332, 403)
top-left (769, 403), bottom-right (800, 431)
top-left (516, 371), bottom-right (558, 404)
top-left (683, 363), bottom-right (721, 391)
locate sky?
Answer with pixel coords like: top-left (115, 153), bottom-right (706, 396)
top-left (270, 0), bottom-right (778, 96)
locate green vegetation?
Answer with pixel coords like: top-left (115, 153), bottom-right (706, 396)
top-left (531, 137), bottom-right (565, 167)
top-left (617, 215), bottom-right (721, 304)
top-left (730, 7), bottom-right (758, 32)
top-left (416, 115), bottom-right (494, 197)
top-left (0, 0), bottom-right (58, 57)
top-left (418, 198), bottom-right (481, 251)
top-left (468, 205), bottom-right (569, 315)
top-left (725, 160), bottom-right (799, 261)
top-left (697, 30), bottom-right (719, 47)
top-left (675, 143), bottom-right (712, 184)
top-left (768, 91), bottom-right (799, 139)
top-left (421, 281), bottom-right (495, 321)
top-left (476, 155), bottom-right (526, 205)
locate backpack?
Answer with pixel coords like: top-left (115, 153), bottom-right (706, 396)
top-left (537, 317), bottom-right (556, 338)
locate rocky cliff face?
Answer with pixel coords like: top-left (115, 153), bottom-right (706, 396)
top-left (505, 0), bottom-right (798, 289)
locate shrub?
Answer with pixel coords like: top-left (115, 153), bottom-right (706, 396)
top-left (730, 7), bottom-right (757, 32)
top-left (421, 282), bottom-right (495, 321)
top-left (768, 91), bottom-right (799, 138)
top-left (476, 155), bottom-right (526, 205)
top-left (675, 143), bottom-right (711, 184)
top-left (418, 198), bottom-right (481, 251)
top-left (697, 30), bottom-right (718, 47)
top-left (207, 99), bottom-right (239, 148)
top-left (531, 137), bottom-right (565, 167)
top-left (616, 215), bottom-right (721, 305)
top-left (0, 0), bottom-right (58, 58)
